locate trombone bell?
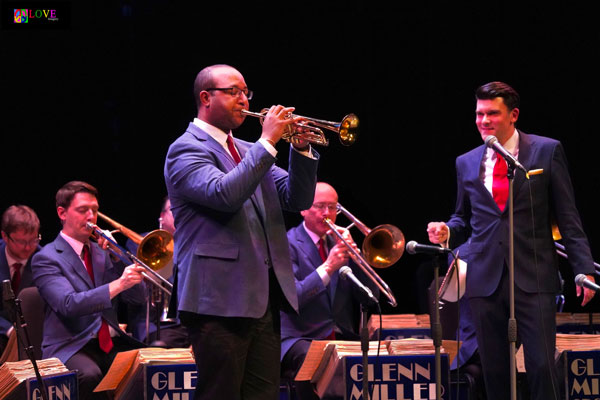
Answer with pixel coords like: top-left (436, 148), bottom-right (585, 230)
top-left (363, 224), bottom-right (405, 269)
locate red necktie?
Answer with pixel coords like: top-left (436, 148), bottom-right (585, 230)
top-left (318, 238), bottom-right (327, 262)
top-left (226, 135), bottom-right (242, 164)
top-left (492, 156), bottom-right (509, 211)
top-left (11, 263), bottom-right (22, 294)
top-left (82, 244), bottom-right (113, 353)
top-left (317, 238), bottom-right (336, 339)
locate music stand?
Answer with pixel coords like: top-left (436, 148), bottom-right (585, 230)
top-left (2, 281), bottom-right (49, 400)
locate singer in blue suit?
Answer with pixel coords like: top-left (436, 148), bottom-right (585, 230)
top-left (280, 182), bottom-right (380, 399)
top-left (427, 81), bottom-right (596, 400)
top-left (164, 64), bottom-right (319, 400)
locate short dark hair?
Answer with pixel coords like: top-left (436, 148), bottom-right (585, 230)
top-left (192, 64), bottom-right (235, 110)
top-left (476, 81), bottom-right (520, 111)
top-left (56, 181), bottom-right (98, 210)
top-left (1, 205), bottom-right (40, 235)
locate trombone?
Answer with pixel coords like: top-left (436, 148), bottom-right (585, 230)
top-left (323, 204), bottom-right (405, 307)
top-left (86, 213), bottom-right (174, 296)
top-left (241, 108), bottom-right (359, 147)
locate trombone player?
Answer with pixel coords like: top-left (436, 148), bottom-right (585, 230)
top-left (281, 182), bottom-right (380, 400)
top-left (32, 181), bottom-right (147, 400)
top-left (164, 64), bottom-right (319, 400)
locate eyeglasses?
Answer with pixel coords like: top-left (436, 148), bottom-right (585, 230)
top-left (312, 203), bottom-right (338, 212)
top-left (206, 87), bottom-right (253, 100)
top-left (7, 234), bottom-right (41, 247)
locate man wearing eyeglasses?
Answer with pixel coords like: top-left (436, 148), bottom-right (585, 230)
top-left (0, 204), bottom-right (42, 355)
top-left (164, 64), bottom-right (319, 399)
top-left (280, 182), bottom-right (380, 400)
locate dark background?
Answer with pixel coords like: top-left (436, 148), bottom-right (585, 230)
top-left (2, 1), bottom-right (599, 316)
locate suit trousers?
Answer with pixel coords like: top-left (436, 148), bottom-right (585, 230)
top-left (180, 269), bottom-right (284, 400)
top-left (468, 266), bottom-right (560, 400)
top-left (65, 337), bottom-right (134, 400)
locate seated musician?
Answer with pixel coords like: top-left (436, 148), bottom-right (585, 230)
top-left (0, 205), bottom-right (43, 355)
top-left (124, 196), bottom-right (190, 348)
top-left (32, 181), bottom-right (147, 400)
top-left (280, 182), bottom-right (380, 400)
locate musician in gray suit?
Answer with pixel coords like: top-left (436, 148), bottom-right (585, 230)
top-left (164, 64), bottom-right (319, 400)
top-left (0, 205), bottom-right (42, 354)
top-left (32, 181), bottom-right (147, 400)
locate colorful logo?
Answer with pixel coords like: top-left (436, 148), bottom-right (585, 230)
top-left (14, 8), bottom-right (58, 23)
top-left (14, 8), bottom-right (27, 23)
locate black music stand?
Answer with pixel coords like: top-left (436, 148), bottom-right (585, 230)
top-left (2, 281), bottom-right (49, 400)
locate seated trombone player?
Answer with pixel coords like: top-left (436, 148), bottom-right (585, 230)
top-left (281, 182), bottom-right (380, 400)
top-left (32, 181), bottom-right (147, 400)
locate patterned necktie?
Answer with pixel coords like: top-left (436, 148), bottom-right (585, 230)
top-left (226, 135), bottom-right (242, 164)
top-left (82, 244), bottom-right (114, 353)
top-left (11, 263), bottom-right (22, 294)
top-left (492, 156), bottom-right (509, 211)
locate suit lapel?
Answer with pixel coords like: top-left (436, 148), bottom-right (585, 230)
top-left (513, 131), bottom-right (534, 196)
top-left (54, 235), bottom-right (95, 289)
top-left (236, 140), bottom-right (268, 220)
top-left (90, 244), bottom-right (106, 286)
top-left (297, 226), bottom-right (326, 271)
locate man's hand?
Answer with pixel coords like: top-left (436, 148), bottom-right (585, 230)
top-left (427, 222), bottom-right (449, 244)
top-left (260, 105), bottom-right (301, 145)
top-left (109, 263), bottom-right (145, 299)
top-left (577, 274), bottom-right (596, 306)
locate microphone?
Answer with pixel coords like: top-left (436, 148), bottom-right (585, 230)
top-left (406, 241), bottom-right (452, 255)
top-left (2, 279), bottom-right (17, 323)
top-left (339, 266), bottom-right (378, 304)
top-left (484, 135), bottom-right (528, 174)
top-left (575, 274), bottom-right (600, 292)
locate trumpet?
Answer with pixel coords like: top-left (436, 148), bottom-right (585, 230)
top-left (87, 214), bottom-right (174, 296)
top-left (241, 108), bottom-right (359, 146)
top-left (324, 204), bottom-right (405, 307)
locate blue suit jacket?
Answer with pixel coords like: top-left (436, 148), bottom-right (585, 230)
top-left (0, 239), bottom-right (40, 335)
top-left (32, 234), bottom-right (145, 363)
top-left (164, 123), bottom-right (319, 318)
top-left (447, 131), bottom-right (595, 298)
top-left (280, 224), bottom-right (380, 359)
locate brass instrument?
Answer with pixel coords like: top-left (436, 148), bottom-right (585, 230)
top-left (87, 213), bottom-right (174, 296)
top-left (241, 108), bottom-right (359, 146)
top-left (323, 204), bottom-right (405, 307)
top-left (553, 224), bottom-right (600, 273)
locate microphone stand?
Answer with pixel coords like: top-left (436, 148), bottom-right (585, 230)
top-left (2, 282), bottom-right (49, 400)
top-left (360, 303), bottom-right (369, 400)
top-left (507, 164), bottom-right (518, 400)
top-left (432, 255), bottom-right (443, 400)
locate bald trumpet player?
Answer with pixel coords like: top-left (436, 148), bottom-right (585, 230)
top-left (32, 181), bottom-right (147, 400)
top-left (164, 64), bottom-right (319, 400)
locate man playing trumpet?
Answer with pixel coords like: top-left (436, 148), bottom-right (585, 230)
top-left (164, 64), bottom-right (319, 399)
top-left (32, 181), bottom-right (147, 400)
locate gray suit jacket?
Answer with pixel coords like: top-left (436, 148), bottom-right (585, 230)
top-left (32, 234), bottom-right (145, 363)
top-left (164, 122), bottom-right (319, 318)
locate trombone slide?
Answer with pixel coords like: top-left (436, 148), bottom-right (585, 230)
top-left (87, 222), bottom-right (173, 296)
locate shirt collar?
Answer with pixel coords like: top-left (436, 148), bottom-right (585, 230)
top-left (60, 231), bottom-right (86, 258)
top-left (303, 222), bottom-right (326, 246)
top-left (193, 117), bottom-right (231, 148)
top-left (486, 128), bottom-right (519, 159)
top-left (4, 246), bottom-right (27, 267)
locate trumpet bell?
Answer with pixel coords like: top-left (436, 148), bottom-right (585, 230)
top-left (362, 224), bottom-right (405, 269)
top-left (138, 229), bottom-right (174, 271)
top-left (338, 114), bottom-right (359, 146)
